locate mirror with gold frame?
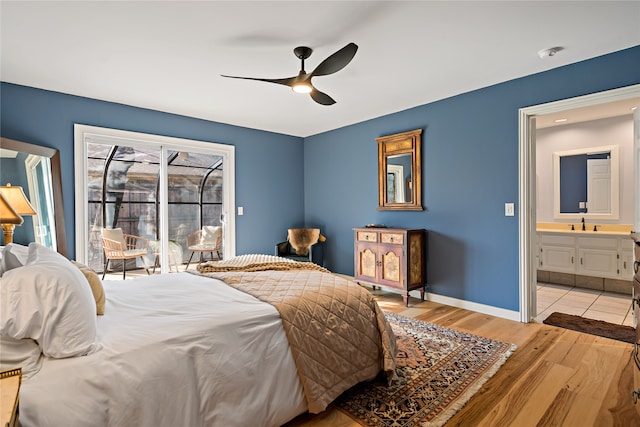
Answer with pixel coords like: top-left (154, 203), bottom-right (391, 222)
top-left (377, 129), bottom-right (422, 210)
top-left (0, 137), bottom-right (66, 256)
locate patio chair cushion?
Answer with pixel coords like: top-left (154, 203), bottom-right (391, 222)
top-left (201, 226), bottom-right (222, 246)
top-left (101, 228), bottom-right (127, 248)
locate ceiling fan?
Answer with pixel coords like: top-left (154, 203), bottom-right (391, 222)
top-left (221, 42), bottom-right (358, 105)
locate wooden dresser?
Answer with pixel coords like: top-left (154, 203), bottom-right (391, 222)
top-left (353, 227), bottom-right (427, 306)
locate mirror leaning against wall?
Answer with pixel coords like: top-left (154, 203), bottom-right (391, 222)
top-left (0, 137), bottom-right (66, 256)
top-left (377, 129), bottom-right (423, 211)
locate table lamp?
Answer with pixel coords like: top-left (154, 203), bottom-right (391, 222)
top-left (0, 184), bottom-right (37, 245)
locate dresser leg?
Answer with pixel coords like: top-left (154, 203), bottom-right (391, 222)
top-left (420, 288), bottom-right (425, 301)
top-left (402, 292), bottom-right (409, 307)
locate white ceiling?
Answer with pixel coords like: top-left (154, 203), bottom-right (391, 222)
top-left (1, 1), bottom-right (639, 137)
top-left (536, 97), bottom-right (639, 129)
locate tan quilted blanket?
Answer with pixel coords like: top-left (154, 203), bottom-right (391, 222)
top-left (196, 255), bottom-right (397, 413)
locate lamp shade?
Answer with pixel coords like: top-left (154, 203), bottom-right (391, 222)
top-left (0, 193), bottom-right (23, 225)
top-left (0, 184), bottom-right (36, 216)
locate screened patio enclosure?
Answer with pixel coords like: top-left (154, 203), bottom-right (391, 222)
top-left (86, 143), bottom-right (223, 273)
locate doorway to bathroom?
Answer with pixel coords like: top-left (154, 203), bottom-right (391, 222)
top-left (518, 84), bottom-right (640, 323)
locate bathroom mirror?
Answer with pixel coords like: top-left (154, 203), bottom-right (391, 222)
top-left (553, 144), bottom-right (619, 220)
top-left (0, 137), bottom-right (66, 256)
top-left (377, 129), bottom-right (422, 210)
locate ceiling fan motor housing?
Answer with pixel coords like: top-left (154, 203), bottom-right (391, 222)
top-left (294, 46), bottom-right (313, 60)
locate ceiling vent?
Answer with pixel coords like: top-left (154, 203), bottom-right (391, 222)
top-left (537, 46), bottom-right (564, 59)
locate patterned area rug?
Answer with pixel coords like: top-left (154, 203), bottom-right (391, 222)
top-left (332, 312), bottom-right (516, 427)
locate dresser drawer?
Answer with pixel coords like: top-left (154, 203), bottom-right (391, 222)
top-left (380, 232), bottom-right (403, 245)
top-left (357, 231), bottom-right (378, 243)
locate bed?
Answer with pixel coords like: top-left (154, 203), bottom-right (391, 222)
top-left (0, 246), bottom-right (396, 427)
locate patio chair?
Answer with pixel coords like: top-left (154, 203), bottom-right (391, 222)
top-left (101, 228), bottom-right (151, 279)
top-left (186, 225), bottom-right (222, 269)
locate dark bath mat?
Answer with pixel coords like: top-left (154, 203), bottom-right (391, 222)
top-left (543, 312), bottom-right (635, 344)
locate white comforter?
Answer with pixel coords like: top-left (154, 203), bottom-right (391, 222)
top-left (20, 272), bottom-right (307, 427)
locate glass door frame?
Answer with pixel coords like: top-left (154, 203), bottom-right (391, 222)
top-left (73, 124), bottom-right (236, 273)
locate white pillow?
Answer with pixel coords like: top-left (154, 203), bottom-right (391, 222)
top-left (201, 226), bottom-right (221, 245)
top-left (0, 243), bottom-right (98, 359)
top-left (0, 243), bottom-right (29, 276)
top-left (0, 335), bottom-right (42, 379)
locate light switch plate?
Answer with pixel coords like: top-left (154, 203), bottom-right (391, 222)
top-left (238, 206), bottom-right (244, 216)
top-left (505, 203), bottom-right (515, 217)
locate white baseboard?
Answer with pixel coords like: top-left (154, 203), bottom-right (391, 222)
top-left (417, 291), bottom-right (521, 322)
top-left (351, 279), bottom-right (522, 322)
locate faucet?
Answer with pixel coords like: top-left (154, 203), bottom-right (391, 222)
top-left (581, 217), bottom-right (586, 231)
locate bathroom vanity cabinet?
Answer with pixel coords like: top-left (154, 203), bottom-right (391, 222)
top-left (538, 232), bottom-right (634, 281)
top-left (353, 227), bottom-right (426, 307)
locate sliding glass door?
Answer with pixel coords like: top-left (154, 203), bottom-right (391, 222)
top-left (74, 125), bottom-right (235, 275)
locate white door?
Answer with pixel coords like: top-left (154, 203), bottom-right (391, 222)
top-left (587, 158), bottom-right (611, 214)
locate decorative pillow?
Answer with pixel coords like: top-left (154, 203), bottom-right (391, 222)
top-left (102, 228), bottom-right (127, 248)
top-left (0, 335), bottom-right (42, 379)
top-left (0, 243), bottom-right (29, 276)
top-left (201, 225), bottom-right (222, 246)
top-left (71, 261), bottom-right (106, 315)
top-left (0, 243), bottom-right (98, 359)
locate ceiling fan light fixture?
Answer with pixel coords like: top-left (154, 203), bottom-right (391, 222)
top-left (221, 42), bottom-right (357, 105)
top-left (292, 81), bottom-right (312, 94)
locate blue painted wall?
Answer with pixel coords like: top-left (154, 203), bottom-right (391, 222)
top-left (304, 46), bottom-right (640, 312)
top-left (0, 83), bottom-right (305, 259)
top-left (1, 46), bottom-right (638, 313)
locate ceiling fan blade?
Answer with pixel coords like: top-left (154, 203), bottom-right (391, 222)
top-left (220, 75), bottom-right (297, 87)
top-left (310, 88), bottom-right (336, 105)
top-left (310, 43), bottom-right (358, 77)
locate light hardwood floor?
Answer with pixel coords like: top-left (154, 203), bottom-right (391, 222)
top-left (285, 289), bottom-right (640, 427)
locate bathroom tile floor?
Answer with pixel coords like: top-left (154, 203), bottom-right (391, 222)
top-left (534, 282), bottom-right (633, 326)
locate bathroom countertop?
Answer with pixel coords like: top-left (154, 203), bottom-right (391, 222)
top-left (536, 222), bottom-right (634, 236)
